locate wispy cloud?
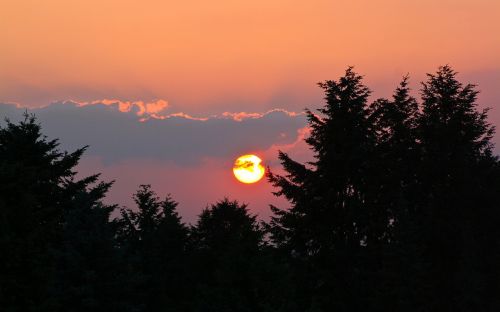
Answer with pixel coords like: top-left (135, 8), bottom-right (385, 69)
top-left (60, 99), bottom-right (170, 117)
top-left (58, 99), bottom-right (304, 122)
top-left (0, 100), bottom-right (310, 219)
top-left (0, 101), bottom-right (308, 165)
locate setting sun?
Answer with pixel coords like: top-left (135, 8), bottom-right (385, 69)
top-left (233, 154), bottom-right (265, 184)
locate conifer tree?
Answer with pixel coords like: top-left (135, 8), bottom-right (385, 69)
top-left (368, 77), bottom-right (424, 309)
top-left (116, 185), bottom-right (189, 311)
top-left (267, 68), bottom-right (381, 310)
top-left (50, 181), bottom-right (131, 312)
top-left (417, 65), bottom-right (499, 310)
top-left (189, 199), bottom-right (264, 312)
top-left (0, 114), bottom-right (112, 311)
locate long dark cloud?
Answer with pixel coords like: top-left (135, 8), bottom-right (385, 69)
top-left (0, 101), bottom-right (308, 165)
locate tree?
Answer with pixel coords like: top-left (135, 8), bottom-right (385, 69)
top-left (0, 114), bottom-right (111, 311)
top-left (367, 76), bottom-right (426, 309)
top-left (267, 68), bottom-right (384, 310)
top-left (50, 181), bottom-right (132, 312)
top-left (189, 199), bottom-right (265, 312)
top-left (116, 185), bottom-right (189, 311)
top-left (416, 65), bottom-right (500, 310)
top-left (368, 75), bottom-right (420, 224)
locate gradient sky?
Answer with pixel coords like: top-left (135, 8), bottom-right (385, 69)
top-left (1, 0), bottom-right (499, 222)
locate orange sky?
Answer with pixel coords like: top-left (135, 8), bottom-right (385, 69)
top-left (1, 0), bottom-right (499, 113)
top-left (2, 0), bottom-right (500, 220)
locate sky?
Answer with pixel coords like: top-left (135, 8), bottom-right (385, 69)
top-left (1, 0), bottom-right (499, 222)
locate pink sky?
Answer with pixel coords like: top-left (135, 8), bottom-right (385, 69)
top-left (1, 0), bottom-right (499, 221)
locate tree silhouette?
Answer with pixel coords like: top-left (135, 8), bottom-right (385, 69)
top-left (0, 114), bottom-right (120, 311)
top-left (268, 68), bottom-right (383, 310)
top-left (50, 181), bottom-right (131, 312)
top-left (189, 199), bottom-right (265, 312)
top-left (268, 66), bottom-right (500, 311)
top-left (416, 65), bottom-right (499, 310)
top-left (2, 66), bottom-right (499, 311)
top-left (116, 185), bottom-right (189, 311)
top-left (367, 76), bottom-right (425, 309)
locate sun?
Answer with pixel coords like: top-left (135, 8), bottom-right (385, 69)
top-left (233, 154), bottom-right (265, 184)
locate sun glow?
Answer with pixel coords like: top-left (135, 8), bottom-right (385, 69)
top-left (233, 154), bottom-right (265, 184)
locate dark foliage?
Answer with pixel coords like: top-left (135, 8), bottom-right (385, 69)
top-left (0, 114), bottom-right (127, 311)
top-left (1, 66), bottom-right (499, 311)
top-left (115, 185), bottom-right (190, 311)
top-left (268, 66), bottom-right (500, 311)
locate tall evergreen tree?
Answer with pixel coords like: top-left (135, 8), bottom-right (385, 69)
top-left (368, 75), bottom-right (420, 221)
top-left (267, 68), bottom-right (383, 310)
top-left (417, 65), bottom-right (499, 310)
top-left (0, 114), bottom-right (113, 311)
top-left (268, 66), bottom-right (500, 310)
top-left (367, 76), bottom-right (425, 309)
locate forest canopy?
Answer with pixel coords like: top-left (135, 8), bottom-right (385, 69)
top-left (1, 66), bottom-right (499, 311)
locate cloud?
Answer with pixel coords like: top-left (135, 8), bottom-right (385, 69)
top-left (63, 99), bottom-right (170, 117)
top-left (220, 109), bottom-right (301, 122)
top-left (0, 100), bottom-right (308, 166)
top-left (66, 99), bottom-right (303, 122)
top-left (262, 126), bottom-right (312, 166)
top-left (0, 100), bottom-right (311, 220)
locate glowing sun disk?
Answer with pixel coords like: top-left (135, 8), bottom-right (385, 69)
top-left (233, 154), bottom-right (265, 184)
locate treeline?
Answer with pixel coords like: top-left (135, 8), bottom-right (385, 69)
top-left (1, 66), bottom-right (499, 311)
